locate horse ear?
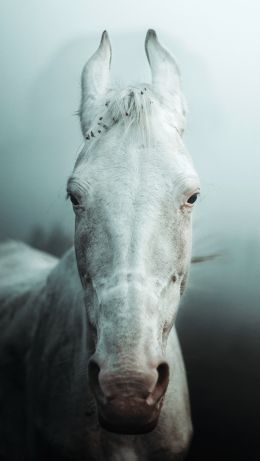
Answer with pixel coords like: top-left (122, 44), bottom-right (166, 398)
top-left (80, 31), bottom-right (112, 136)
top-left (145, 29), bottom-right (185, 132)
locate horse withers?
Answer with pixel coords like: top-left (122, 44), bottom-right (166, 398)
top-left (0, 30), bottom-right (200, 460)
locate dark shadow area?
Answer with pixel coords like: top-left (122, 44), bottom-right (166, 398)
top-left (177, 252), bottom-right (260, 461)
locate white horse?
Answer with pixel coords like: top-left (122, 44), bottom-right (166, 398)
top-left (0, 30), bottom-right (200, 461)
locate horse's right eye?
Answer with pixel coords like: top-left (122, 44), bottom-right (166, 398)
top-left (69, 193), bottom-right (80, 207)
top-left (187, 193), bottom-right (198, 205)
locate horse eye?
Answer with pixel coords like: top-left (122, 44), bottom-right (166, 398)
top-left (69, 193), bottom-right (80, 207)
top-left (187, 193), bottom-right (198, 205)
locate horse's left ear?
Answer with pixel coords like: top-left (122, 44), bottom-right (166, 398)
top-left (145, 29), bottom-right (186, 133)
top-left (80, 31), bottom-right (112, 136)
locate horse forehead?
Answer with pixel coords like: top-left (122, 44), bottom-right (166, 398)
top-left (77, 137), bottom-right (195, 200)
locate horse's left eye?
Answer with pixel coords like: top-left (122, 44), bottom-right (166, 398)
top-left (187, 193), bottom-right (198, 205)
top-left (68, 193), bottom-right (80, 207)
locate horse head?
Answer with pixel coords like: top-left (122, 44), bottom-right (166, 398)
top-left (66, 30), bottom-right (200, 434)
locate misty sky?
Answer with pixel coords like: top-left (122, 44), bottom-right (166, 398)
top-left (0, 0), bottom-right (260, 250)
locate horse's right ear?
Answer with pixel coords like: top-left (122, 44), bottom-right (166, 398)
top-left (80, 31), bottom-right (112, 137)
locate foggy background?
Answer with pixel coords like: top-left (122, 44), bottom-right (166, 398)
top-left (1, 1), bottom-right (260, 460)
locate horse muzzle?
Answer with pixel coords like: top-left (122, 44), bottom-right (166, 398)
top-left (98, 396), bottom-right (162, 434)
top-left (88, 360), bottom-right (169, 434)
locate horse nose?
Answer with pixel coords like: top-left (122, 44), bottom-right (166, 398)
top-left (88, 358), bottom-right (169, 433)
top-left (88, 358), bottom-right (169, 403)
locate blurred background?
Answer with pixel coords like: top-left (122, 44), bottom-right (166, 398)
top-left (1, 1), bottom-right (259, 459)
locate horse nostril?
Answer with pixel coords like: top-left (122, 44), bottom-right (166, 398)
top-left (157, 362), bottom-right (169, 390)
top-left (147, 362), bottom-right (169, 405)
top-left (88, 359), bottom-right (101, 396)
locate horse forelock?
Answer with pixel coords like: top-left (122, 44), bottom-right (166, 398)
top-left (78, 84), bottom-right (184, 149)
